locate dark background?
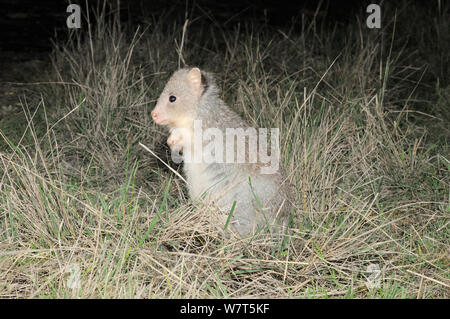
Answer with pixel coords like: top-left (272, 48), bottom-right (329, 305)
top-left (0, 0), bottom-right (447, 106)
top-left (1, 0), bottom-right (376, 53)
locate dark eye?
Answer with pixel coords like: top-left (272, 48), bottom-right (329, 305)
top-left (169, 95), bottom-right (176, 103)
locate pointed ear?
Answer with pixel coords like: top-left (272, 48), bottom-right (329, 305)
top-left (187, 67), bottom-right (202, 95)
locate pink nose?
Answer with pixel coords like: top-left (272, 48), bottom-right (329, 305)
top-left (151, 110), bottom-right (158, 121)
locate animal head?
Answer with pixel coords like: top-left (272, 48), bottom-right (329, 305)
top-left (151, 67), bottom-right (206, 129)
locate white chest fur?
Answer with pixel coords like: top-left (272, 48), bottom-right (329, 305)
top-left (184, 162), bottom-right (210, 199)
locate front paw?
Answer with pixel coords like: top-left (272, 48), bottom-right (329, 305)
top-left (167, 132), bottom-right (183, 152)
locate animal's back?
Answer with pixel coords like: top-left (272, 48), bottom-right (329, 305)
top-left (184, 149), bottom-right (292, 236)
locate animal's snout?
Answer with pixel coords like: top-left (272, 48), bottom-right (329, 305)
top-left (151, 109), bottom-right (168, 125)
top-left (151, 110), bottom-right (159, 121)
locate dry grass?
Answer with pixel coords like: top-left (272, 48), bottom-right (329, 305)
top-left (0, 2), bottom-right (449, 298)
